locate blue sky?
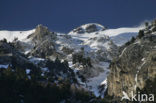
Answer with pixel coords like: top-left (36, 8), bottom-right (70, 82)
top-left (0, 0), bottom-right (156, 33)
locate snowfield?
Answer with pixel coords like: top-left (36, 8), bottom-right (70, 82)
top-left (0, 29), bottom-right (35, 42)
top-left (102, 27), bottom-right (144, 46)
top-left (0, 64), bottom-right (9, 69)
top-left (69, 25), bottom-right (143, 46)
top-left (102, 27), bottom-right (143, 37)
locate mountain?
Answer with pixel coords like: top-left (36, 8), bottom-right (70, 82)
top-left (0, 21), bottom-right (148, 103)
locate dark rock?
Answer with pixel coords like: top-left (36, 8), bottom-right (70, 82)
top-left (73, 27), bottom-right (85, 34)
top-left (86, 24), bottom-right (98, 33)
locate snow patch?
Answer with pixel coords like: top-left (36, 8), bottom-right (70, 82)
top-left (119, 47), bottom-right (127, 57)
top-left (86, 62), bottom-right (110, 97)
top-left (26, 69), bottom-right (31, 74)
top-left (134, 60), bottom-right (146, 90)
top-left (29, 57), bottom-right (45, 64)
top-left (0, 64), bottom-right (9, 69)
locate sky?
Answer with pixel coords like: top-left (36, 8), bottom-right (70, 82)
top-left (0, 0), bottom-right (156, 33)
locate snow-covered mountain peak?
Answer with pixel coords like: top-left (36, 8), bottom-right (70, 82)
top-left (80, 23), bottom-right (106, 31)
top-left (69, 23), bottom-right (106, 34)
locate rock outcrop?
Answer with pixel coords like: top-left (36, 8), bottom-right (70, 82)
top-left (28, 25), bottom-right (58, 58)
top-left (28, 24), bottom-right (57, 42)
top-left (69, 23), bottom-right (106, 34)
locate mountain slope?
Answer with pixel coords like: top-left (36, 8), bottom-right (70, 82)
top-left (102, 27), bottom-right (144, 46)
top-left (107, 20), bottom-right (156, 102)
top-left (0, 29), bottom-right (35, 42)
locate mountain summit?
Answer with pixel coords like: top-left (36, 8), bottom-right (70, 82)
top-left (69, 23), bottom-right (106, 34)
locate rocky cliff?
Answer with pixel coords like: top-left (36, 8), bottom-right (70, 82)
top-left (107, 20), bottom-right (156, 100)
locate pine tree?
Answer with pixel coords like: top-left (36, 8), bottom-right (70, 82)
top-left (138, 30), bottom-right (144, 39)
top-left (15, 67), bottom-right (27, 80)
top-left (145, 22), bottom-right (149, 28)
top-left (2, 38), bottom-right (7, 43)
top-left (63, 60), bottom-right (69, 67)
top-left (72, 54), bottom-right (77, 64)
top-left (130, 36), bottom-right (135, 43)
top-left (86, 57), bottom-right (92, 67)
top-left (55, 56), bottom-right (61, 64)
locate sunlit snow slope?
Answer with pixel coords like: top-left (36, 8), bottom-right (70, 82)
top-left (69, 24), bottom-right (143, 46)
top-left (101, 27), bottom-right (144, 46)
top-left (0, 29), bottom-right (35, 42)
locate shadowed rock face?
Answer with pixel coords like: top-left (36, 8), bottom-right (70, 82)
top-left (85, 24), bottom-right (98, 33)
top-left (71, 23), bottom-right (106, 34)
top-left (107, 32), bottom-right (156, 98)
